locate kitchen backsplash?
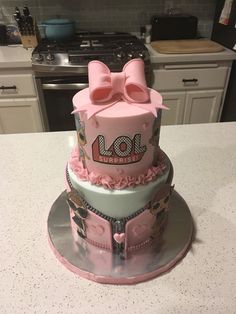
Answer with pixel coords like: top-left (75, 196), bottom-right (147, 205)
top-left (1, 0), bottom-right (215, 38)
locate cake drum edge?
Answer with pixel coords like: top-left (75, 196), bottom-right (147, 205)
top-left (47, 190), bottom-right (193, 285)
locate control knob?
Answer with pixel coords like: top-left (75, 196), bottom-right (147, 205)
top-left (46, 44), bottom-right (55, 62)
top-left (35, 54), bottom-right (44, 62)
top-left (116, 52), bottom-right (124, 59)
top-left (138, 52), bottom-right (145, 59)
top-left (46, 52), bottom-right (55, 62)
top-left (127, 52), bottom-right (134, 59)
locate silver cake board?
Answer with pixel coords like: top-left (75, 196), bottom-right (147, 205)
top-left (47, 190), bottom-right (193, 285)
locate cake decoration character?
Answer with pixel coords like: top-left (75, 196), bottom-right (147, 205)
top-left (149, 113), bottom-right (162, 166)
top-left (149, 184), bottom-right (173, 216)
top-left (149, 114), bottom-right (161, 147)
top-left (75, 116), bottom-right (90, 167)
top-left (151, 208), bottom-right (168, 238)
top-left (67, 190), bottom-right (88, 239)
top-left (150, 195), bottom-right (170, 216)
top-left (150, 186), bottom-right (173, 238)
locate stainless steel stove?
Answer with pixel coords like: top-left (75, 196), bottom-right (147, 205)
top-left (33, 32), bottom-right (151, 131)
top-left (32, 32), bottom-right (150, 74)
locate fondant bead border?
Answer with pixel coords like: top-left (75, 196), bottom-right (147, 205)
top-left (127, 238), bottom-right (152, 252)
top-left (86, 238), bottom-right (111, 251)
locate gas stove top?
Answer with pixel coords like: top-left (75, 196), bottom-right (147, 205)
top-left (32, 32), bottom-right (150, 74)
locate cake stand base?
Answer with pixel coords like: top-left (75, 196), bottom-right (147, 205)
top-left (47, 190), bottom-right (193, 284)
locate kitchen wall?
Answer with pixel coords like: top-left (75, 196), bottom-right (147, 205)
top-left (1, 0), bottom-right (215, 38)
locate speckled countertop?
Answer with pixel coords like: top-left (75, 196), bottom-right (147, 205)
top-left (0, 122), bottom-right (236, 313)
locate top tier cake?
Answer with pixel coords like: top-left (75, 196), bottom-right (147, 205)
top-left (70, 59), bottom-right (168, 189)
top-left (66, 58), bottom-right (173, 255)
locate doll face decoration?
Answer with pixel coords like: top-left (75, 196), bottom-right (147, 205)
top-left (151, 195), bottom-right (170, 216)
top-left (150, 184), bottom-right (173, 216)
top-left (150, 184), bottom-right (174, 239)
top-left (67, 190), bottom-right (88, 239)
top-left (149, 114), bottom-right (161, 148)
top-left (149, 113), bottom-right (162, 167)
top-left (77, 125), bottom-right (87, 146)
top-left (75, 115), bottom-right (90, 163)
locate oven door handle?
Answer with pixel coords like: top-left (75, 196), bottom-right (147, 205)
top-left (42, 83), bottom-right (89, 90)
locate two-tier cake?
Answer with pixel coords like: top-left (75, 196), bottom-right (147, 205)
top-left (65, 58), bottom-right (174, 257)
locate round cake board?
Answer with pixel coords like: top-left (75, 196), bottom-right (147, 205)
top-left (47, 190), bottom-right (193, 285)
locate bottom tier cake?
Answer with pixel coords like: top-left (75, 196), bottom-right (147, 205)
top-left (65, 151), bottom-right (174, 256)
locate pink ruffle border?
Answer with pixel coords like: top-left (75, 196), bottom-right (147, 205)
top-left (69, 148), bottom-right (167, 190)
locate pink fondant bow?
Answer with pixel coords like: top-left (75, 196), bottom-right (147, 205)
top-left (89, 58), bottom-right (149, 103)
top-left (73, 59), bottom-right (167, 119)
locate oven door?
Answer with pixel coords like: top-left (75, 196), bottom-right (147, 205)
top-left (37, 76), bottom-right (88, 131)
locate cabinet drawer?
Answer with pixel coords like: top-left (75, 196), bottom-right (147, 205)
top-left (153, 67), bottom-right (228, 91)
top-left (0, 74), bottom-right (36, 98)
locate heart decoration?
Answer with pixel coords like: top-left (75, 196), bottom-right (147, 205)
top-left (89, 224), bottom-right (105, 236)
top-left (116, 168), bottom-right (124, 175)
top-left (113, 233), bottom-right (125, 244)
top-left (142, 122), bottom-right (149, 130)
top-left (132, 224), bottom-right (148, 236)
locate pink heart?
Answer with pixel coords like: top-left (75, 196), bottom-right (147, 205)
top-left (142, 122), bottom-right (149, 130)
top-left (113, 233), bottom-right (125, 244)
top-left (132, 224), bottom-right (148, 236)
top-left (89, 224), bottom-right (104, 236)
top-left (116, 168), bottom-right (124, 175)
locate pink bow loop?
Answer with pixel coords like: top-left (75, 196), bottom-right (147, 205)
top-left (88, 59), bottom-right (149, 103)
top-left (123, 59), bottom-right (149, 103)
top-left (89, 61), bottom-right (113, 103)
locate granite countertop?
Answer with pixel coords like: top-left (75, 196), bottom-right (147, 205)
top-left (0, 122), bottom-right (236, 313)
top-left (147, 43), bottom-right (236, 64)
top-left (0, 45), bottom-right (32, 68)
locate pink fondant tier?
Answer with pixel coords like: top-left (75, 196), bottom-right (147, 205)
top-left (73, 98), bottom-right (162, 183)
top-left (72, 59), bottom-right (166, 185)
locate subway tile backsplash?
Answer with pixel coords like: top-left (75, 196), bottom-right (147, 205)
top-left (1, 0), bottom-right (215, 38)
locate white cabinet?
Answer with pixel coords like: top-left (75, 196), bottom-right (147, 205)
top-left (162, 90), bottom-right (223, 125)
top-left (0, 98), bottom-right (43, 134)
top-left (184, 90), bottom-right (223, 124)
top-left (152, 62), bottom-right (230, 125)
top-left (0, 74), bottom-right (36, 98)
top-left (161, 92), bottom-right (186, 125)
top-left (0, 72), bottom-right (43, 133)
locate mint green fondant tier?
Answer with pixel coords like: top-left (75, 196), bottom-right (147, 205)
top-left (67, 154), bottom-right (171, 219)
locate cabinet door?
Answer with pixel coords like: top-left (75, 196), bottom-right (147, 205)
top-left (184, 90), bottom-right (223, 124)
top-left (161, 92), bottom-right (186, 125)
top-left (0, 98), bottom-right (43, 134)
